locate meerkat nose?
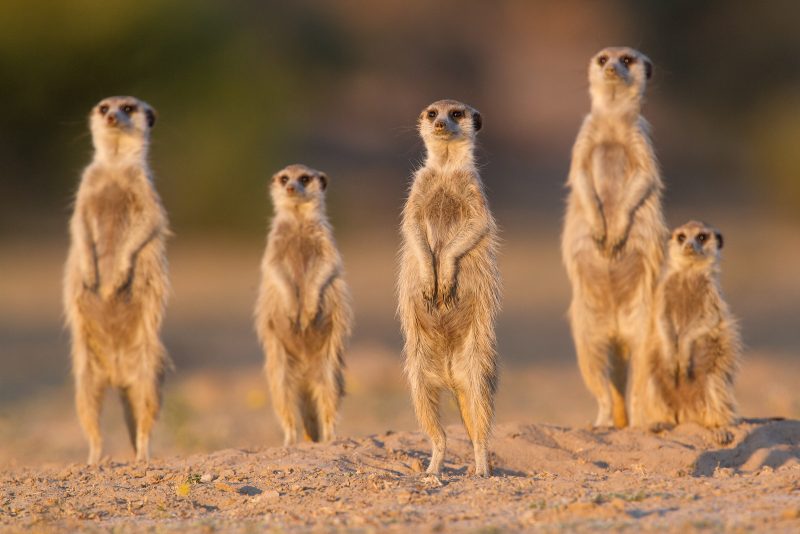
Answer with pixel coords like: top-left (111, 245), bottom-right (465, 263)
top-left (434, 119), bottom-right (446, 130)
top-left (106, 114), bottom-right (118, 126)
top-left (286, 184), bottom-right (296, 193)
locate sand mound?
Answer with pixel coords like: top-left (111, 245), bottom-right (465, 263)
top-left (2, 420), bottom-right (799, 531)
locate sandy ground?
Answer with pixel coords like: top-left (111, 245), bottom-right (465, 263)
top-left (1, 222), bottom-right (799, 531)
top-left (2, 419), bottom-right (800, 532)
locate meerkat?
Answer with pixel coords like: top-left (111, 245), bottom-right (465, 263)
top-left (630, 221), bottom-right (741, 432)
top-left (398, 99), bottom-right (500, 477)
top-left (561, 47), bottom-right (667, 428)
top-left (254, 164), bottom-right (352, 446)
top-left (63, 96), bottom-right (169, 464)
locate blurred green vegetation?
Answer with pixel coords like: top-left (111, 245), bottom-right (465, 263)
top-left (0, 0), bottom-right (353, 236)
top-left (0, 0), bottom-right (798, 239)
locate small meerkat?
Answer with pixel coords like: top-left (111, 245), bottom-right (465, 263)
top-left (63, 96), bottom-right (169, 464)
top-left (398, 99), bottom-right (500, 477)
top-left (561, 47), bottom-right (668, 428)
top-left (254, 164), bottom-right (352, 446)
top-left (631, 221), bottom-right (741, 431)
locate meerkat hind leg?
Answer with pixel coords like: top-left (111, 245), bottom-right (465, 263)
top-left (121, 372), bottom-right (161, 463)
top-left (313, 355), bottom-right (343, 443)
top-left (75, 366), bottom-right (106, 465)
top-left (411, 380), bottom-right (446, 474)
top-left (299, 389), bottom-right (320, 442)
top-left (608, 341), bottom-right (629, 428)
top-left (455, 383), bottom-right (493, 477)
top-left (265, 341), bottom-right (300, 446)
top-left (573, 331), bottom-right (616, 428)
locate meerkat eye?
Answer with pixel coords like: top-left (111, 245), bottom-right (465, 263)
top-left (122, 104), bottom-right (137, 114)
top-left (299, 175), bottom-right (310, 185)
top-left (621, 55), bottom-right (635, 67)
top-left (280, 175), bottom-right (289, 185)
top-left (98, 105), bottom-right (109, 115)
top-left (597, 55), bottom-right (608, 66)
top-left (697, 233), bottom-right (708, 243)
top-left (450, 110), bottom-right (463, 120)
top-left (676, 233), bottom-right (686, 244)
top-left (427, 110), bottom-right (437, 119)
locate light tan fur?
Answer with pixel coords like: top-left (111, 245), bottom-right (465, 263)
top-left (255, 164), bottom-right (353, 446)
top-left (561, 47), bottom-right (667, 428)
top-left (398, 99), bottom-right (500, 477)
top-left (630, 221), bottom-right (741, 432)
top-left (63, 96), bottom-right (169, 464)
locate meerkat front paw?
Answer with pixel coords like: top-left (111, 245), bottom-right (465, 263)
top-left (437, 275), bottom-right (458, 309)
top-left (299, 302), bottom-right (320, 330)
top-left (606, 222), bottom-right (632, 258)
top-left (421, 274), bottom-right (437, 310)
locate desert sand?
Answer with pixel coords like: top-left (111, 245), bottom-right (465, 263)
top-left (2, 419), bottom-right (800, 532)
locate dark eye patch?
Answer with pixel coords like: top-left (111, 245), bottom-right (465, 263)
top-left (279, 175), bottom-right (289, 185)
top-left (676, 233), bottom-right (686, 244)
top-left (450, 110), bottom-right (464, 120)
top-left (98, 105), bottom-right (109, 115)
top-left (121, 104), bottom-right (137, 114)
top-left (697, 233), bottom-right (708, 243)
top-left (621, 55), bottom-right (636, 67)
top-left (299, 175), bottom-right (310, 185)
top-left (427, 110), bottom-right (437, 119)
top-left (597, 55), bottom-right (608, 66)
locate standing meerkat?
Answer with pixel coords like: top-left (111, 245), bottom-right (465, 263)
top-left (561, 47), bottom-right (667, 428)
top-left (63, 96), bottom-right (169, 464)
top-left (254, 164), bottom-right (352, 446)
top-left (398, 99), bottom-right (500, 477)
top-left (630, 221), bottom-right (741, 432)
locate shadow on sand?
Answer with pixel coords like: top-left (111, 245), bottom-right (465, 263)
top-left (693, 418), bottom-right (800, 476)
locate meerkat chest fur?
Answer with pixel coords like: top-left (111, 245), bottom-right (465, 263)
top-left (81, 163), bottom-right (154, 270)
top-left (415, 167), bottom-right (477, 254)
top-left (271, 215), bottom-right (328, 282)
top-left (585, 118), bottom-right (647, 213)
top-left (662, 271), bottom-right (714, 335)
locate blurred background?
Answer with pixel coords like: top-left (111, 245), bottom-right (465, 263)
top-left (1, 0), bottom-right (799, 466)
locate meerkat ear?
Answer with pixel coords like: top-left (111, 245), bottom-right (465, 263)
top-left (472, 111), bottom-right (482, 132)
top-left (145, 107), bottom-right (158, 128)
top-left (644, 59), bottom-right (653, 80)
top-left (318, 173), bottom-right (328, 190)
top-left (715, 231), bottom-right (724, 249)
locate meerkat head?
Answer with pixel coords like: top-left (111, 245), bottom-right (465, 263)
top-left (417, 99), bottom-right (481, 168)
top-left (419, 99), bottom-right (481, 143)
top-left (270, 164), bottom-right (328, 213)
top-left (588, 47), bottom-right (652, 115)
top-left (669, 221), bottom-right (723, 270)
top-left (90, 96), bottom-right (157, 163)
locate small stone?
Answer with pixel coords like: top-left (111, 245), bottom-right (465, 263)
top-left (781, 507), bottom-right (800, 520)
top-left (215, 481), bottom-right (237, 493)
top-left (200, 473), bottom-right (217, 483)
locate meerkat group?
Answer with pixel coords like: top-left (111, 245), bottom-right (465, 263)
top-left (562, 47), bottom-right (741, 435)
top-left (64, 45), bottom-right (741, 470)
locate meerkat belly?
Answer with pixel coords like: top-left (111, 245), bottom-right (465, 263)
top-left (423, 188), bottom-right (467, 256)
top-left (590, 141), bottom-right (632, 219)
top-left (91, 183), bottom-right (139, 281)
